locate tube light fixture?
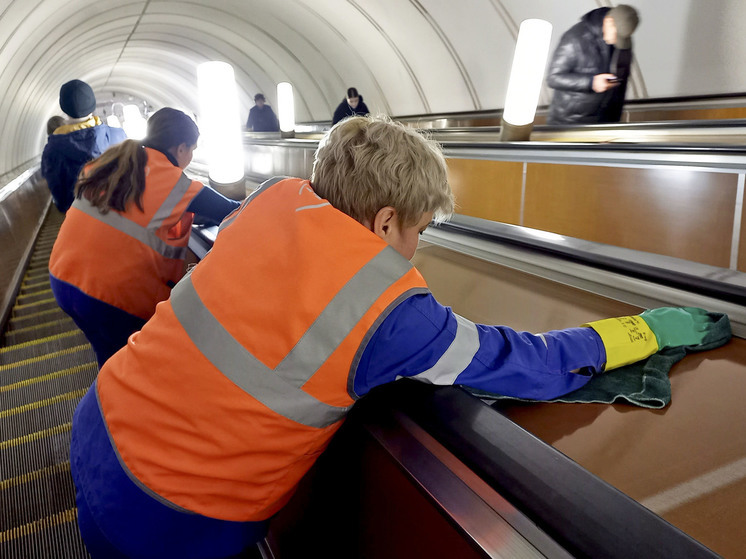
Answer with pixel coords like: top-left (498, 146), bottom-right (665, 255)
top-left (277, 82), bottom-right (295, 138)
top-left (122, 104), bottom-right (146, 139)
top-left (197, 61), bottom-right (245, 185)
top-left (500, 19), bottom-right (552, 141)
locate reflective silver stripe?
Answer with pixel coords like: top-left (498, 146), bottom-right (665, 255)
top-left (296, 202), bottom-right (330, 212)
top-left (170, 276), bottom-right (351, 428)
top-left (347, 287), bottom-right (431, 399)
top-left (149, 174), bottom-right (195, 230)
top-left (276, 246), bottom-right (413, 387)
top-left (219, 177), bottom-right (285, 233)
top-left (409, 314), bottom-right (480, 385)
top-left (71, 198), bottom-right (186, 260)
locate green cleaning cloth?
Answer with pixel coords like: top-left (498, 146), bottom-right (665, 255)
top-left (468, 312), bottom-right (732, 409)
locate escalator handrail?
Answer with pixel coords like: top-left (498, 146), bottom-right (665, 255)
top-left (357, 380), bottom-right (720, 559)
top-left (433, 215), bottom-right (746, 306)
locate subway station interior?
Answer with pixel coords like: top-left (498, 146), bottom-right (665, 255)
top-left (2, 0), bottom-right (746, 557)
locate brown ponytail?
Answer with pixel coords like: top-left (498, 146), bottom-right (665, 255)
top-left (75, 140), bottom-right (147, 213)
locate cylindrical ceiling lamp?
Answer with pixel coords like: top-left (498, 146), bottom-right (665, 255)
top-left (500, 19), bottom-right (552, 141)
top-left (122, 104), bottom-right (146, 139)
top-left (197, 61), bottom-right (245, 191)
top-left (277, 82), bottom-right (295, 138)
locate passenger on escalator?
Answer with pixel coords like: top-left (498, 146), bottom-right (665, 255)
top-left (332, 86), bottom-right (370, 124)
top-left (46, 115), bottom-right (65, 135)
top-left (48, 107), bottom-right (241, 367)
top-left (546, 5), bottom-right (639, 124)
top-left (68, 115), bottom-right (721, 559)
top-left (246, 93), bottom-right (280, 132)
top-left (41, 79), bottom-right (127, 212)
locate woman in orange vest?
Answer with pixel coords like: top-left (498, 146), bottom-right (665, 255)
top-left (69, 116), bottom-right (718, 558)
top-left (49, 108), bottom-right (240, 367)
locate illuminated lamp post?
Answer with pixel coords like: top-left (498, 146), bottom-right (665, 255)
top-left (277, 82), bottom-right (295, 139)
top-left (500, 19), bottom-right (552, 142)
top-left (197, 61), bottom-right (246, 198)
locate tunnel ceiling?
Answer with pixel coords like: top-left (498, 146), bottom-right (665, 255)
top-left (1, 0), bottom-right (746, 176)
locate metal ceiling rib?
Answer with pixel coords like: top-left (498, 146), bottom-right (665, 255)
top-left (410, 0), bottom-right (480, 110)
top-left (288, 0), bottom-right (391, 115)
top-left (5, 0), bottom-right (746, 178)
top-left (3, 0), bottom-right (446, 174)
top-left (1, 0), bottom-right (504, 175)
top-left (347, 0), bottom-right (426, 113)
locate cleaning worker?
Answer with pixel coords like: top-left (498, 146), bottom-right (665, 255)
top-left (49, 107), bottom-right (241, 367)
top-left (69, 115), bottom-right (722, 558)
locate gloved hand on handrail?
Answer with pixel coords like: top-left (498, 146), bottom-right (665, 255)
top-left (585, 307), bottom-right (715, 371)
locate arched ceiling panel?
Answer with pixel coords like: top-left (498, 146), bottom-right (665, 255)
top-left (2, 0), bottom-right (746, 177)
top-left (0, 0), bottom-right (144, 171)
top-left (278, 0), bottom-right (395, 116)
top-left (293, 0), bottom-right (428, 116)
top-left (343, 0), bottom-right (478, 113)
top-left (138, 11), bottom-right (318, 118)
top-left (417, 0), bottom-right (517, 111)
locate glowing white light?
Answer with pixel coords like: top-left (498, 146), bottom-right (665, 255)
top-left (503, 19), bottom-right (553, 126)
top-left (106, 115), bottom-right (122, 128)
top-left (122, 104), bottom-right (146, 139)
top-left (197, 61), bottom-right (245, 184)
top-left (251, 152), bottom-right (274, 176)
top-left (277, 82), bottom-right (295, 133)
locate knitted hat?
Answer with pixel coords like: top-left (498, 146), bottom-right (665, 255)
top-left (608, 5), bottom-right (639, 49)
top-left (59, 79), bottom-right (96, 118)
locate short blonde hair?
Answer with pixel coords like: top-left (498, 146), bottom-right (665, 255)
top-left (311, 115), bottom-right (454, 226)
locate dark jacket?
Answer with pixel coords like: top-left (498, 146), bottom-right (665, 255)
top-left (247, 105), bottom-right (279, 132)
top-left (332, 96), bottom-right (370, 125)
top-left (41, 122), bottom-right (127, 212)
top-left (546, 7), bottom-right (632, 125)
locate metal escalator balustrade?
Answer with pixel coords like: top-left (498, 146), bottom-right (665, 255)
top-left (0, 208), bottom-right (94, 558)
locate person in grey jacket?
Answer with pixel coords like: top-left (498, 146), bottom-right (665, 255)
top-left (546, 5), bottom-right (639, 125)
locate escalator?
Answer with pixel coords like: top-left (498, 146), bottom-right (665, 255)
top-left (0, 207), bottom-right (93, 558)
top-left (3, 113), bottom-right (746, 556)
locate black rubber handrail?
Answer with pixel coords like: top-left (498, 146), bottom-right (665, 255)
top-left (353, 379), bottom-right (717, 559)
top-left (356, 381), bottom-right (719, 559)
top-left (434, 218), bottom-right (746, 306)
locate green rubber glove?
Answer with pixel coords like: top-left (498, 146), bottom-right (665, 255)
top-left (638, 307), bottom-right (713, 349)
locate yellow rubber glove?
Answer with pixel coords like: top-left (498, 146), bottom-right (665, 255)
top-left (584, 315), bottom-right (658, 371)
top-left (585, 307), bottom-right (716, 371)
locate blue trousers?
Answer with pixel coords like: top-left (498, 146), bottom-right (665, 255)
top-left (49, 275), bottom-right (147, 367)
top-left (71, 385), bottom-right (269, 558)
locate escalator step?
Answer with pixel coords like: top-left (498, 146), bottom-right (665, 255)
top-left (6, 308), bottom-right (68, 329)
top-left (1, 206), bottom-right (91, 558)
top-left (2, 318), bottom-right (76, 346)
top-left (0, 330), bottom-right (90, 367)
top-left (9, 300), bottom-right (63, 319)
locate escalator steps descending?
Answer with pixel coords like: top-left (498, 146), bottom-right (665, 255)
top-left (1, 208), bottom-right (95, 558)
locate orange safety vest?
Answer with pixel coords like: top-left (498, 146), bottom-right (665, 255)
top-left (96, 177), bottom-right (430, 521)
top-left (49, 148), bottom-right (203, 319)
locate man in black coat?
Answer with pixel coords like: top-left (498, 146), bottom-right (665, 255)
top-left (546, 5), bottom-right (639, 125)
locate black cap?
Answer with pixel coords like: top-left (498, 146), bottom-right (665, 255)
top-left (59, 79), bottom-right (96, 118)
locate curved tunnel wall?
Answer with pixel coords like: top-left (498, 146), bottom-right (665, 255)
top-left (2, 0), bottom-right (746, 177)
